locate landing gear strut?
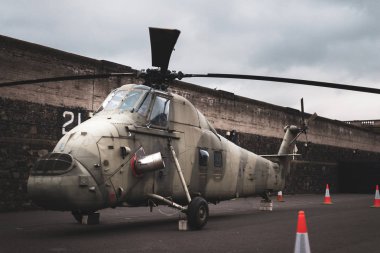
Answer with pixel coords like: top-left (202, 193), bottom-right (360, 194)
top-left (146, 144), bottom-right (210, 230)
top-left (148, 194), bottom-right (209, 230)
top-left (71, 211), bottom-right (83, 223)
top-left (259, 191), bottom-right (273, 211)
top-left (71, 211), bottom-right (100, 224)
top-left (169, 144), bottom-right (209, 229)
top-left (260, 191), bottom-right (271, 202)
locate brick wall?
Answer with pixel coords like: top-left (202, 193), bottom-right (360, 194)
top-left (0, 35), bottom-right (136, 110)
top-left (170, 81), bottom-right (380, 153)
top-left (0, 97), bottom-right (92, 211)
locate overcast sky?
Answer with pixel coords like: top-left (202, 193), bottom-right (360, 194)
top-left (1, 0), bottom-right (380, 121)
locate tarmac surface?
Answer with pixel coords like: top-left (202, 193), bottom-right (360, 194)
top-left (0, 194), bottom-right (379, 253)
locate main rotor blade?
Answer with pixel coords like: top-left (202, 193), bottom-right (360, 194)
top-left (182, 73), bottom-right (380, 94)
top-left (149, 27), bottom-right (180, 73)
top-left (0, 73), bottom-right (136, 88)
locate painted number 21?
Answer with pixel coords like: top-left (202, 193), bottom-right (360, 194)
top-left (62, 111), bottom-right (82, 135)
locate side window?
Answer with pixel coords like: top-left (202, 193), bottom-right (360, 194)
top-left (149, 96), bottom-right (170, 127)
top-left (199, 149), bottom-right (209, 167)
top-left (214, 151), bottom-right (223, 168)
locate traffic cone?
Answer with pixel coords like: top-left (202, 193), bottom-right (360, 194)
top-left (323, 184), bottom-right (333, 204)
top-left (277, 191), bottom-right (285, 202)
top-left (294, 210), bottom-right (311, 253)
top-left (371, 184), bottom-right (380, 208)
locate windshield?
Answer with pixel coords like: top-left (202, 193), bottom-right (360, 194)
top-left (119, 90), bottom-right (144, 112)
top-left (96, 88), bottom-right (145, 114)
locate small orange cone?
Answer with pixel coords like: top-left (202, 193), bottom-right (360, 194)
top-left (294, 210), bottom-right (311, 253)
top-left (371, 184), bottom-right (380, 208)
top-left (323, 184), bottom-right (333, 204)
top-left (277, 191), bottom-right (285, 202)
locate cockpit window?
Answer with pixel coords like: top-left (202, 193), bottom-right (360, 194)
top-left (149, 96), bottom-right (170, 127)
top-left (119, 90), bottom-right (144, 112)
top-left (96, 88), bottom-right (146, 114)
top-left (97, 90), bottom-right (128, 113)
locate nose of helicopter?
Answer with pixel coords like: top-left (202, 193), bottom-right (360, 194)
top-left (27, 153), bottom-right (105, 211)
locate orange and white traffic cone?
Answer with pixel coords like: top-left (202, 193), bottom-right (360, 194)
top-left (323, 184), bottom-right (333, 204)
top-left (294, 210), bottom-right (311, 253)
top-left (371, 184), bottom-right (380, 208)
top-left (277, 191), bottom-right (285, 202)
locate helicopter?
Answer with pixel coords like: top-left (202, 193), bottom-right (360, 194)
top-left (1, 28), bottom-right (380, 230)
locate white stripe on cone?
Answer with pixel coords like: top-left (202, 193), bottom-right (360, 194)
top-left (325, 188), bottom-right (330, 197)
top-left (294, 233), bottom-right (311, 253)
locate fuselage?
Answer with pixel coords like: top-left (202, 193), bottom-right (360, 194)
top-left (27, 84), bottom-right (286, 213)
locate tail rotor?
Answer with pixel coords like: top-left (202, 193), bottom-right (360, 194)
top-left (290, 98), bottom-right (317, 145)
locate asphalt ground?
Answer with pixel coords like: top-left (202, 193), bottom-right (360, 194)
top-left (0, 194), bottom-right (379, 253)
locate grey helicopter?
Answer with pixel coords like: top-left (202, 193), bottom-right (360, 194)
top-left (1, 28), bottom-right (380, 230)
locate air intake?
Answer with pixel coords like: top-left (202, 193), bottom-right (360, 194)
top-left (32, 153), bottom-right (74, 175)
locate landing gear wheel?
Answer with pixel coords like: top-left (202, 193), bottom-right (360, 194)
top-left (187, 197), bottom-right (209, 230)
top-left (71, 211), bottom-right (83, 223)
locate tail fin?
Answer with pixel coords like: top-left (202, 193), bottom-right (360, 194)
top-left (276, 125), bottom-right (303, 176)
top-left (261, 99), bottom-right (317, 175)
top-left (278, 125), bottom-right (302, 155)
top-left (277, 98), bottom-right (316, 155)
top-left (259, 125), bottom-right (303, 191)
top-left (260, 125), bottom-right (302, 158)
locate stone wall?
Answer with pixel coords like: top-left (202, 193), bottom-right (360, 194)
top-left (0, 35), bottom-right (136, 110)
top-left (170, 81), bottom-right (380, 153)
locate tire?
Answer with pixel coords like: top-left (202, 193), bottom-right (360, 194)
top-left (187, 197), bottom-right (209, 230)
